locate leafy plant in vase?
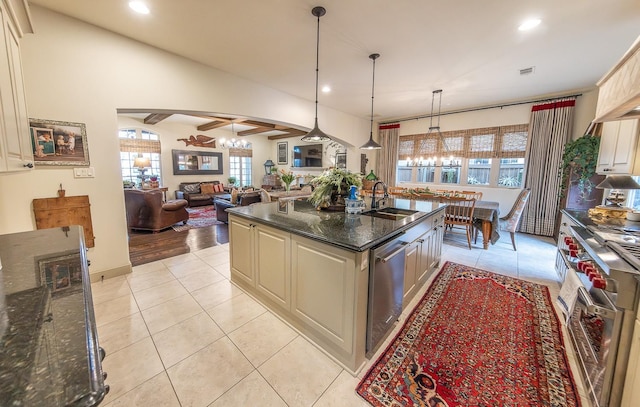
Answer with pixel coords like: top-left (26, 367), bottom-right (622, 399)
top-left (309, 168), bottom-right (362, 209)
top-left (559, 132), bottom-right (601, 204)
top-left (280, 169), bottom-right (295, 192)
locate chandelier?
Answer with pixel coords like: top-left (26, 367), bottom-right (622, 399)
top-left (427, 89), bottom-right (449, 153)
top-left (219, 123), bottom-right (250, 149)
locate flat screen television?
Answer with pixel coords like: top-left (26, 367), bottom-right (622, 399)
top-left (292, 144), bottom-right (323, 168)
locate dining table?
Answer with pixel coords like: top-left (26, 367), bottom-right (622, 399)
top-left (472, 200), bottom-right (501, 249)
top-left (393, 194), bottom-right (500, 250)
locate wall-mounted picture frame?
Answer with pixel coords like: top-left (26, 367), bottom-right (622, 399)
top-left (277, 141), bottom-right (288, 165)
top-left (336, 152), bottom-right (347, 169)
top-left (38, 253), bottom-right (83, 296)
top-left (30, 118), bottom-right (90, 166)
top-left (172, 149), bottom-right (223, 175)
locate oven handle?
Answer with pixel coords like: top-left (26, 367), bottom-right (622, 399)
top-left (577, 286), bottom-right (617, 319)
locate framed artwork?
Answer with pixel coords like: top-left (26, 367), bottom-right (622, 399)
top-left (30, 118), bottom-right (90, 166)
top-left (336, 152), bottom-right (347, 169)
top-left (277, 141), bottom-right (288, 165)
top-left (38, 253), bottom-right (83, 296)
top-left (172, 149), bottom-right (223, 175)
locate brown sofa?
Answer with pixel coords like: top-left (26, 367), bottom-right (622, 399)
top-left (175, 181), bottom-right (229, 207)
top-left (124, 189), bottom-right (189, 232)
top-left (214, 191), bottom-right (263, 223)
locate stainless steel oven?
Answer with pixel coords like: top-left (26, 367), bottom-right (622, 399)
top-left (560, 225), bottom-right (640, 407)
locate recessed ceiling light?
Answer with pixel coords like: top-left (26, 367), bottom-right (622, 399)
top-left (518, 18), bottom-right (541, 31)
top-left (129, 1), bottom-right (150, 14)
top-left (322, 85), bottom-right (331, 93)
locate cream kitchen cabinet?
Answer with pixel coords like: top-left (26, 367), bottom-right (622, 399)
top-left (403, 211), bottom-right (444, 307)
top-left (596, 119), bottom-right (640, 175)
top-left (622, 319), bottom-right (640, 406)
top-left (229, 216), bottom-right (291, 311)
top-left (229, 212), bottom-right (369, 373)
top-left (0, 0), bottom-right (33, 172)
top-left (403, 240), bottom-right (420, 305)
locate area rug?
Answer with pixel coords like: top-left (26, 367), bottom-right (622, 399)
top-left (356, 261), bottom-right (581, 407)
top-left (172, 205), bottom-right (223, 232)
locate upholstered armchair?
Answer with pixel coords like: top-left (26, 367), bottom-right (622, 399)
top-left (498, 188), bottom-right (531, 251)
top-left (124, 189), bottom-right (189, 232)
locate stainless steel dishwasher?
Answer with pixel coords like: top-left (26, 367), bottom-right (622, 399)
top-left (366, 233), bottom-right (406, 356)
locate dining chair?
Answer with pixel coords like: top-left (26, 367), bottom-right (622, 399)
top-left (442, 197), bottom-right (477, 249)
top-left (460, 190), bottom-right (483, 201)
top-left (496, 188), bottom-right (531, 251)
top-left (387, 186), bottom-right (405, 196)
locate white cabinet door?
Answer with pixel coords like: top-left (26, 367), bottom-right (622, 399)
top-left (596, 120), bottom-right (640, 175)
top-left (229, 217), bottom-right (255, 285)
top-left (0, 2), bottom-right (32, 172)
top-left (403, 241), bottom-right (419, 306)
top-left (255, 224), bottom-right (291, 310)
top-left (291, 236), bottom-right (357, 354)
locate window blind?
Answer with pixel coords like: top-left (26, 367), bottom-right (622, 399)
top-left (399, 124), bottom-right (528, 159)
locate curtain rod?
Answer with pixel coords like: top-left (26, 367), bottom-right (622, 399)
top-left (380, 93), bottom-right (583, 125)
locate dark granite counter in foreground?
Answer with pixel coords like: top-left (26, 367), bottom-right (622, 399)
top-left (227, 198), bottom-right (445, 251)
top-left (0, 227), bottom-right (106, 406)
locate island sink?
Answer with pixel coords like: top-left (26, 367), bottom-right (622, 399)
top-left (362, 207), bottom-right (418, 221)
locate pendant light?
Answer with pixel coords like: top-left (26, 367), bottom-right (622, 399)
top-left (360, 53), bottom-right (382, 150)
top-left (427, 89), bottom-right (450, 153)
top-left (301, 6), bottom-right (332, 142)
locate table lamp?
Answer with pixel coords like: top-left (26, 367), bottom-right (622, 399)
top-left (133, 156), bottom-right (151, 187)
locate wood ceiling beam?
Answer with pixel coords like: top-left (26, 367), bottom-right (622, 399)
top-left (144, 113), bottom-right (172, 125)
top-left (241, 120), bottom-right (276, 129)
top-left (237, 127), bottom-right (275, 136)
top-left (267, 130), bottom-right (307, 140)
top-left (197, 120), bottom-right (229, 131)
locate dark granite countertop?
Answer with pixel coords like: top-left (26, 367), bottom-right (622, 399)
top-left (0, 227), bottom-right (106, 406)
top-left (227, 198), bottom-right (446, 251)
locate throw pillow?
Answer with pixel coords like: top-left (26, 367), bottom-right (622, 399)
top-left (213, 183), bottom-right (224, 193)
top-left (183, 183), bottom-right (200, 193)
top-left (231, 188), bottom-right (238, 204)
top-left (200, 183), bottom-right (215, 194)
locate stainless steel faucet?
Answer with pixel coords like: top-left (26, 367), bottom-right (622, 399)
top-left (371, 181), bottom-right (388, 209)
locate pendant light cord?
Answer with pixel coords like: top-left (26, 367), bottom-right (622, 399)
top-left (314, 11), bottom-right (320, 121)
top-left (370, 56), bottom-right (376, 135)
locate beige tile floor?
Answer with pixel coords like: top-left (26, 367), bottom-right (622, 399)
top-left (93, 232), bottom-right (592, 407)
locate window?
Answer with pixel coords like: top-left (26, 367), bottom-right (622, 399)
top-left (229, 148), bottom-right (252, 187)
top-left (396, 124), bottom-right (528, 187)
top-left (468, 159), bottom-right (491, 185)
top-left (440, 158), bottom-right (461, 184)
top-left (498, 158), bottom-right (525, 187)
top-left (119, 129), bottom-right (162, 186)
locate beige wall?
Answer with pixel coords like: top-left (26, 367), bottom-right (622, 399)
top-left (0, 6), bottom-right (369, 278)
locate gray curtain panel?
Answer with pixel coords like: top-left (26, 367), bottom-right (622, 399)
top-left (378, 124), bottom-right (400, 187)
top-left (521, 98), bottom-right (576, 236)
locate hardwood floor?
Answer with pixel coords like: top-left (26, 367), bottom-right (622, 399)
top-left (128, 224), bottom-right (229, 266)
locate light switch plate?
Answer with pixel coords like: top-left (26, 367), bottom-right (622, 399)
top-left (73, 167), bottom-right (95, 178)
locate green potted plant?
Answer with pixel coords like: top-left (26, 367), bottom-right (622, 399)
top-left (227, 176), bottom-right (237, 187)
top-left (309, 168), bottom-right (362, 209)
top-left (559, 133), bottom-right (600, 201)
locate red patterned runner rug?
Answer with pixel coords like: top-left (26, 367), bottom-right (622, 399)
top-left (356, 261), bottom-right (581, 406)
top-left (172, 205), bottom-right (223, 231)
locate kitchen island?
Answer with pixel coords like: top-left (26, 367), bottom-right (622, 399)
top-left (227, 198), bottom-right (445, 374)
